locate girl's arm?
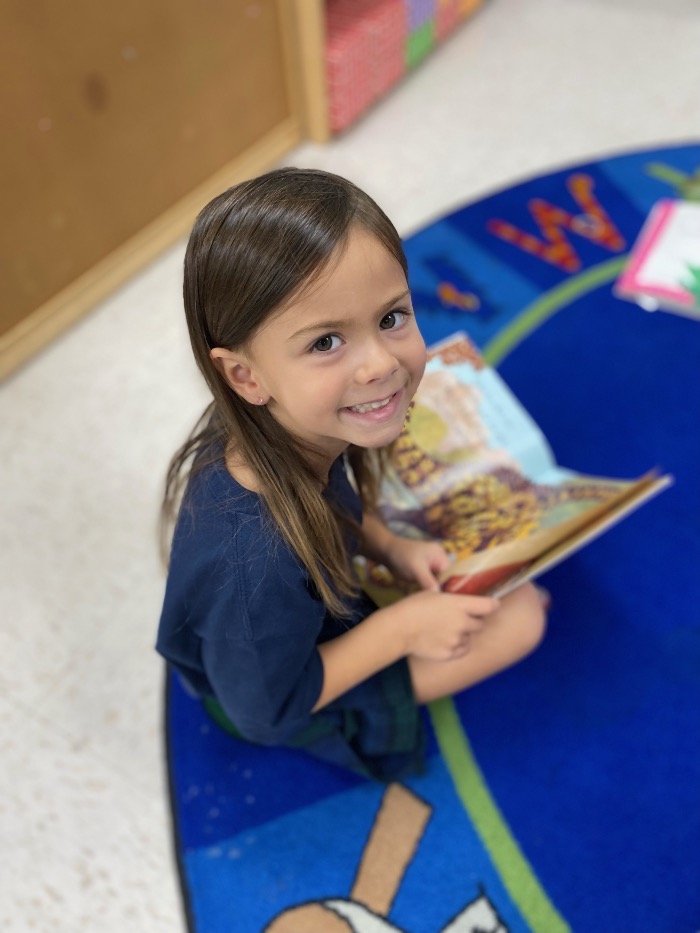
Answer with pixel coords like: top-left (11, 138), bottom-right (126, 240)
top-left (313, 589), bottom-right (499, 711)
top-left (360, 512), bottom-right (452, 591)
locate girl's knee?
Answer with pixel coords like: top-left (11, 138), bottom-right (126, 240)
top-left (526, 599), bottom-right (548, 654)
top-left (507, 582), bottom-right (548, 656)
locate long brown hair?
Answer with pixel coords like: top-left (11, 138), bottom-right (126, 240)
top-left (162, 167), bottom-right (409, 616)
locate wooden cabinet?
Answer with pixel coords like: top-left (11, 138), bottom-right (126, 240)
top-left (0, 0), bottom-right (483, 378)
top-left (1, 0), bottom-right (305, 379)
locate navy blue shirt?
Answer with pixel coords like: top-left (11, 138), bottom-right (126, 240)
top-left (157, 455), bottom-right (424, 779)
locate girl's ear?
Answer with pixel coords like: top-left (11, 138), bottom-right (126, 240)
top-left (209, 347), bottom-right (268, 405)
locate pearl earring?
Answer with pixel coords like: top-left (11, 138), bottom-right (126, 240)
top-left (257, 397), bottom-right (265, 405)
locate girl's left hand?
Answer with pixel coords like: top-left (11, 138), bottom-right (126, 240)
top-left (383, 536), bottom-right (452, 592)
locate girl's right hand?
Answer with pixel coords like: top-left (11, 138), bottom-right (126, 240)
top-left (387, 590), bottom-right (500, 662)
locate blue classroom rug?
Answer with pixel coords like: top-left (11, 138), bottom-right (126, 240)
top-left (164, 143), bottom-right (700, 933)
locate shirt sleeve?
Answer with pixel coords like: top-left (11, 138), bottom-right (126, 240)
top-left (198, 512), bottom-right (328, 745)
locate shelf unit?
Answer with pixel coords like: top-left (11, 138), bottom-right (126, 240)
top-left (1, 0), bottom-right (485, 378)
top-left (293, 0), bottom-right (486, 141)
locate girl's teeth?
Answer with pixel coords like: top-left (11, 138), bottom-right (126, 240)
top-left (349, 396), bottom-right (391, 414)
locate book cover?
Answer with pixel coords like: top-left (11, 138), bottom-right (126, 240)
top-left (614, 198), bottom-right (700, 319)
top-left (357, 333), bottom-right (672, 602)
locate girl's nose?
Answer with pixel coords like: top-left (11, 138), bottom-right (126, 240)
top-left (355, 339), bottom-right (399, 384)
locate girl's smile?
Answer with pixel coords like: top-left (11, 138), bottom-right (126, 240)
top-left (341, 387), bottom-right (405, 419)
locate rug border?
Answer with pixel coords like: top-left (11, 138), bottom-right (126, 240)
top-left (164, 667), bottom-right (197, 933)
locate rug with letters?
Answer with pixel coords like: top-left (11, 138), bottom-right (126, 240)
top-left (164, 142), bottom-right (700, 933)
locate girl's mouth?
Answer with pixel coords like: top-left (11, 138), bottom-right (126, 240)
top-left (347, 394), bottom-right (394, 414)
top-left (342, 389), bottom-right (404, 421)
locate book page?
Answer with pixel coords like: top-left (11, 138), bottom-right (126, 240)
top-left (615, 199), bottom-right (700, 317)
top-left (356, 334), bottom-right (670, 605)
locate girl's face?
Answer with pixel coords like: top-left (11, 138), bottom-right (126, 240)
top-left (226, 227), bottom-right (427, 471)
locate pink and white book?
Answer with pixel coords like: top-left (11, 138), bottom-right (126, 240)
top-left (615, 199), bottom-right (700, 319)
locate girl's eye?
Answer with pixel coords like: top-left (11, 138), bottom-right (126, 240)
top-left (380, 309), bottom-right (409, 330)
top-left (312, 334), bottom-right (342, 352)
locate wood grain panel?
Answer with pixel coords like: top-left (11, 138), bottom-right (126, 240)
top-left (0, 0), bottom-right (295, 344)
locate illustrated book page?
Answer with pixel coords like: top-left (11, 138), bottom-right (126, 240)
top-left (356, 333), bottom-right (672, 604)
top-left (614, 198), bottom-right (700, 319)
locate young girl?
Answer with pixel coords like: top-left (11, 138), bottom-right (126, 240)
top-left (157, 167), bottom-right (546, 781)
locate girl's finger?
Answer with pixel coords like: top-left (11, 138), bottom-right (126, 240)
top-left (415, 569), bottom-right (440, 591)
top-left (430, 550), bottom-right (453, 575)
top-left (464, 596), bottom-right (500, 616)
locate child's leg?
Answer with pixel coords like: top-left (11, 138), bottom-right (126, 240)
top-left (408, 582), bottom-right (546, 704)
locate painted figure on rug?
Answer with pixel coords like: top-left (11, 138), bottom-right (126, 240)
top-left (156, 168), bottom-right (546, 781)
top-left (264, 783), bottom-right (510, 933)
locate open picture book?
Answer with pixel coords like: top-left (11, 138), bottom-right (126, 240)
top-left (356, 333), bottom-right (672, 602)
top-left (614, 198), bottom-right (700, 320)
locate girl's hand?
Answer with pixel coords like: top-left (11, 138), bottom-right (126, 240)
top-left (387, 589), bottom-right (500, 662)
top-left (383, 535), bottom-right (452, 592)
